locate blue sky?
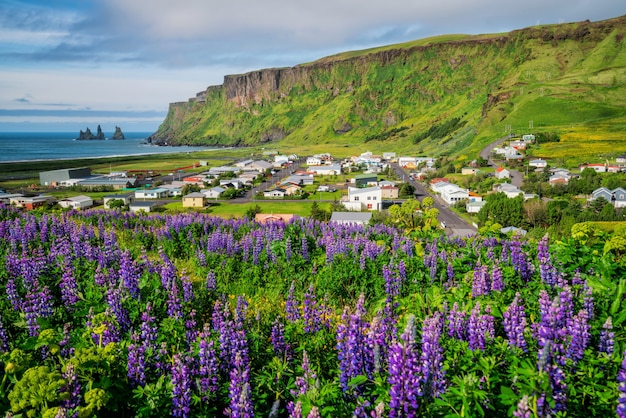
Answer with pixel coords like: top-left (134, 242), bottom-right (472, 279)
top-left (0, 0), bottom-right (624, 132)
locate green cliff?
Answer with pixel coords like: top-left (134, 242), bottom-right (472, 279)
top-left (150, 15), bottom-right (626, 158)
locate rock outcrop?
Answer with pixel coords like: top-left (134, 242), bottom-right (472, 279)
top-left (77, 125), bottom-right (105, 140)
top-left (111, 126), bottom-right (125, 140)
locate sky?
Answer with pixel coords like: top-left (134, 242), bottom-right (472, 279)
top-left (0, 0), bottom-right (624, 133)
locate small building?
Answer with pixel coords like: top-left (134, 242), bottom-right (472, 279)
top-left (616, 153), bottom-right (626, 164)
top-left (528, 159), bottom-right (547, 168)
top-left (10, 195), bottom-right (55, 210)
top-left (129, 201), bottom-right (157, 213)
top-left (330, 212), bottom-right (373, 226)
top-left (135, 188), bottom-right (169, 199)
top-left (382, 152), bottom-right (396, 161)
top-left (255, 213), bottom-right (295, 224)
top-left (308, 164), bottom-right (342, 176)
top-left (247, 160), bottom-right (273, 172)
top-left (522, 134), bottom-right (535, 142)
top-left (461, 167), bottom-right (481, 175)
top-left (103, 193), bottom-right (134, 208)
top-left (466, 200), bottom-right (487, 213)
top-left (439, 184), bottom-right (469, 205)
top-left (263, 188), bottom-right (286, 199)
top-left (582, 163), bottom-right (606, 173)
top-left (381, 185), bottom-right (399, 199)
top-left (500, 226), bottom-right (527, 236)
top-left (354, 174), bottom-right (378, 187)
top-left (76, 177), bottom-right (134, 190)
top-left (306, 157), bottom-right (322, 166)
top-left (57, 195), bottom-right (94, 210)
top-left (182, 192), bottom-right (206, 208)
top-left (203, 186), bottom-right (226, 199)
top-left (344, 186), bottom-right (382, 211)
top-left (39, 167), bottom-right (91, 186)
top-left (0, 193), bottom-right (24, 204)
top-left (591, 187), bottom-right (626, 208)
top-left (494, 167), bottom-right (510, 179)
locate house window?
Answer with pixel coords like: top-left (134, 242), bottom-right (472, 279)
top-left (354, 196), bottom-right (359, 201)
top-left (621, 194), bottom-right (625, 199)
top-left (367, 204), bottom-right (372, 209)
top-left (367, 196), bottom-right (371, 200)
top-left (373, 196), bottom-right (377, 200)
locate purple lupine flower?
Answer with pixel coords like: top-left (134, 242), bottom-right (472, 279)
top-left (0, 314), bottom-right (9, 353)
top-left (105, 282), bottom-right (130, 332)
top-left (513, 395), bottom-right (531, 418)
top-left (206, 270), bottom-right (217, 292)
top-left (291, 350), bottom-right (317, 397)
top-left (167, 279), bottom-right (183, 320)
top-left (180, 270), bottom-right (195, 303)
top-left (270, 317), bottom-right (291, 360)
top-left (599, 317), bottom-right (614, 355)
top-left (491, 263), bottom-right (503, 292)
top-left (285, 281), bottom-right (300, 322)
top-left (306, 406), bottom-right (320, 418)
top-left (503, 293), bottom-right (527, 351)
top-left (127, 334), bottom-right (147, 387)
top-left (288, 400), bottom-right (302, 418)
top-left (185, 310), bottom-right (199, 346)
top-left (303, 285), bottom-right (320, 333)
top-left (226, 350), bottom-right (254, 418)
top-left (471, 262), bottom-right (491, 297)
top-left (565, 309), bottom-right (589, 363)
top-left (447, 302), bottom-right (466, 341)
top-left (617, 350), bottom-right (626, 418)
top-left (6, 276), bottom-right (21, 311)
top-left (59, 265), bottom-right (80, 307)
top-left (583, 284), bottom-right (594, 321)
top-left (467, 302), bottom-right (494, 351)
top-left (197, 323), bottom-right (219, 398)
top-left (336, 294), bottom-right (372, 394)
top-left (537, 234), bottom-right (557, 285)
top-left (171, 353), bottom-right (192, 418)
top-left (285, 237), bottom-right (292, 262)
top-left (420, 312), bottom-right (446, 398)
top-left (59, 323), bottom-right (72, 358)
top-left (300, 236), bottom-right (309, 260)
top-left (548, 364), bottom-right (567, 413)
top-left (388, 315), bottom-right (421, 418)
top-left (119, 250), bottom-right (140, 299)
top-left (60, 363), bottom-right (81, 417)
top-left (383, 263), bottom-right (400, 298)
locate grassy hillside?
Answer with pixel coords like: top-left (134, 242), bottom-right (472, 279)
top-left (152, 16), bottom-right (626, 165)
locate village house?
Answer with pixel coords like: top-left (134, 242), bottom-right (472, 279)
top-left (306, 156), bottom-right (322, 166)
top-left (591, 187), bottom-right (626, 208)
top-left (135, 188), bottom-right (169, 200)
top-left (182, 192), bottom-right (206, 208)
top-left (255, 214), bottom-right (295, 224)
top-left (382, 152), bottom-right (396, 161)
top-left (529, 159), bottom-right (548, 168)
top-left (616, 153), bottom-right (626, 164)
top-left (160, 184), bottom-right (183, 197)
top-left (282, 184), bottom-right (302, 196)
top-left (522, 134), bottom-right (536, 143)
top-left (103, 193), bottom-right (134, 208)
top-left (439, 184), bottom-right (469, 205)
top-left (282, 174), bottom-right (314, 186)
top-left (582, 163), bottom-right (606, 173)
top-left (58, 195), bottom-right (94, 210)
top-left (308, 164), bottom-right (342, 176)
top-left (466, 200), bottom-right (487, 213)
top-left (380, 185), bottom-right (399, 199)
top-left (344, 186), bottom-right (382, 211)
top-left (263, 188), bottom-right (286, 199)
top-left (202, 186), bottom-right (226, 199)
top-left (129, 201), bottom-right (157, 213)
top-left (10, 195), bottom-right (55, 210)
top-left (330, 212), bottom-right (373, 226)
top-left (510, 140), bottom-right (527, 151)
top-left (461, 167), bottom-right (481, 175)
top-left (494, 167), bottom-right (510, 179)
top-left (354, 174), bottom-right (378, 187)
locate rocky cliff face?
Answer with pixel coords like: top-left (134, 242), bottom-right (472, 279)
top-left (150, 15), bottom-right (626, 153)
top-left (77, 125), bottom-right (105, 140)
top-left (111, 126), bottom-right (125, 140)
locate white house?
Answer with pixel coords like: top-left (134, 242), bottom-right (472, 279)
top-left (439, 184), bottom-right (469, 205)
top-left (135, 188), bottom-right (169, 199)
top-left (203, 186), bottom-right (226, 199)
top-left (522, 134), bottom-right (535, 142)
top-left (308, 164), bottom-right (342, 176)
top-left (306, 157), bottom-right (322, 166)
top-left (582, 163), bottom-right (607, 173)
top-left (466, 200), bottom-right (487, 214)
top-left (330, 212), bottom-right (373, 226)
top-left (344, 186), bottom-right (382, 211)
top-left (103, 193), bottom-right (134, 208)
top-left (398, 156), bottom-right (417, 167)
top-left (129, 201), bottom-right (157, 213)
top-left (383, 152), bottom-right (396, 161)
top-left (57, 195), bottom-right (93, 210)
top-left (494, 167), bottom-right (510, 179)
top-left (494, 183), bottom-right (524, 198)
top-left (247, 160), bottom-right (273, 172)
top-left (529, 159), bottom-right (547, 168)
top-left (264, 188), bottom-right (286, 199)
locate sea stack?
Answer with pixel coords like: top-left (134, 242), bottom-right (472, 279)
top-left (76, 124), bottom-right (106, 140)
top-left (111, 126), bottom-right (125, 140)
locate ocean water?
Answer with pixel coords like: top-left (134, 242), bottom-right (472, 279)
top-left (0, 132), bottom-right (216, 163)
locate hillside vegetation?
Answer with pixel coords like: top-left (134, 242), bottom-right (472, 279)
top-left (151, 16), bottom-right (626, 164)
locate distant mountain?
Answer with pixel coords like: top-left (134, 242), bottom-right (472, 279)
top-left (150, 15), bottom-right (626, 160)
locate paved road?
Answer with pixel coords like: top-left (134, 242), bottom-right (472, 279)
top-left (391, 163), bottom-right (477, 238)
top-left (479, 135), bottom-right (523, 188)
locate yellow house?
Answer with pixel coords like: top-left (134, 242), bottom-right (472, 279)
top-left (182, 192), bottom-right (206, 208)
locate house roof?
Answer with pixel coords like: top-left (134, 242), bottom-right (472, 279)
top-left (62, 195), bottom-right (92, 203)
top-left (496, 167), bottom-right (508, 172)
top-left (348, 186), bottom-right (381, 195)
top-left (130, 201), bottom-right (156, 208)
top-left (183, 192), bottom-right (205, 199)
top-left (330, 212), bottom-right (373, 223)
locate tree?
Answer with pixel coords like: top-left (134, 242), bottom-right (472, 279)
top-left (478, 193), bottom-right (524, 227)
top-left (182, 183), bottom-right (200, 195)
top-left (399, 182), bottom-right (415, 198)
top-left (523, 198), bottom-right (547, 228)
top-left (107, 199), bottom-right (124, 209)
top-left (245, 204), bottom-right (261, 219)
top-left (310, 201), bottom-right (328, 221)
top-left (388, 197), bottom-right (439, 233)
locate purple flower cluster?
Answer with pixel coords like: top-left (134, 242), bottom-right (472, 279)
top-left (467, 302), bottom-right (494, 351)
top-left (285, 281), bottom-right (300, 322)
top-left (388, 315), bottom-right (421, 417)
top-left (503, 293), bottom-right (527, 351)
top-left (617, 350), bottom-right (626, 418)
top-left (471, 262), bottom-right (491, 297)
top-left (197, 323), bottom-right (219, 398)
top-left (336, 294), bottom-right (372, 394)
top-left (598, 317), bottom-right (614, 355)
top-left (419, 312), bottom-right (446, 398)
top-left (171, 353), bottom-right (192, 418)
top-left (270, 317), bottom-right (291, 360)
top-left (60, 363), bottom-right (81, 417)
top-left (447, 302), bottom-right (466, 341)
